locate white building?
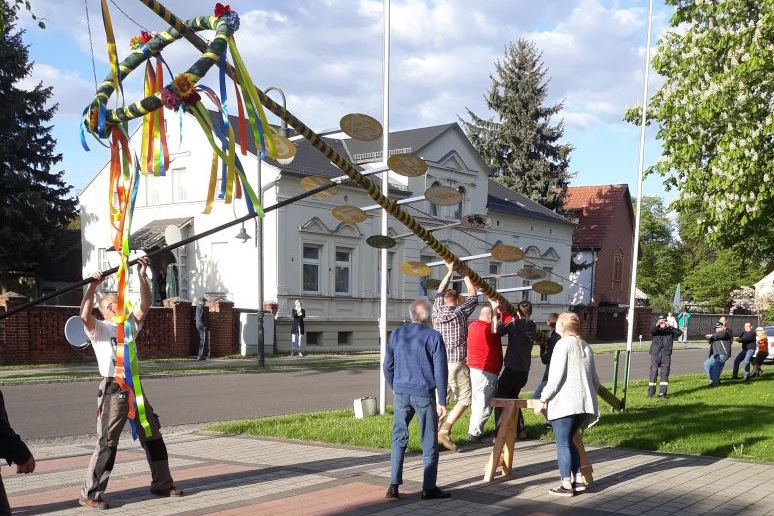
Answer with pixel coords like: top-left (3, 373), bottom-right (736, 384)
top-left (79, 113), bottom-right (574, 352)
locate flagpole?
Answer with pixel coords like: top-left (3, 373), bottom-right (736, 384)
top-left (623, 0), bottom-right (655, 410)
top-left (378, 0), bottom-right (390, 415)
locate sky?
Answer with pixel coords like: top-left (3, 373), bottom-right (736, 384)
top-left (17, 0), bottom-right (676, 204)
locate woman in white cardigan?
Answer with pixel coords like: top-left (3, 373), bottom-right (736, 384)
top-left (533, 311), bottom-right (600, 497)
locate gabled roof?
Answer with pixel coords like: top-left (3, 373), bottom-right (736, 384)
top-left (563, 184), bottom-right (633, 249)
top-left (129, 217), bottom-right (192, 251)
top-left (342, 123), bottom-right (457, 163)
top-left (487, 179), bottom-right (574, 226)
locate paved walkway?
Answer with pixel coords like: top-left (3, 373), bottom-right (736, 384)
top-left (6, 430), bottom-right (772, 516)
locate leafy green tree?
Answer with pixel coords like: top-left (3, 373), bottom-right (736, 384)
top-left (1, 0), bottom-right (44, 33)
top-left (625, 0), bottom-right (773, 261)
top-left (0, 6), bottom-right (75, 292)
top-left (460, 39), bottom-right (573, 212)
top-left (682, 249), bottom-right (762, 311)
top-left (635, 196), bottom-right (684, 300)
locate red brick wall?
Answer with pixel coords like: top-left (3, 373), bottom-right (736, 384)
top-left (571, 306), bottom-right (598, 340)
top-left (634, 306), bottom-right (653, 340)
top-left (594, 195), bottom-right (634, 305)
top-left (0, 293), bottom-right (240, 364)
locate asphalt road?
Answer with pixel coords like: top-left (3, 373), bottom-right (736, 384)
top-left (4, 348), bottom-right (711, 440)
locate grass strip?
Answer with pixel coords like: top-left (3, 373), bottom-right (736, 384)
top-left (208, 373), bottom-right (773, 462)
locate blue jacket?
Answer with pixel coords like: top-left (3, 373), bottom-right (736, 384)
top-left (384, 323), bottom-right (448, 406)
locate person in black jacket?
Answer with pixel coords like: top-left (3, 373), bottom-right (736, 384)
top-left (0, 389), bottom-right (36, 515)
top-left (703, 322), bottom-right (732, 387)
top-left (532, 313), bottom-right (560, 401)
top-left (195, 297), bottom-right (209, 361)
top-left (290, 299), bottom-right (306, 357)
top-left (732, 322), bottom-right (757, 380)
top-left (648, 318), bottom-right (682, 398)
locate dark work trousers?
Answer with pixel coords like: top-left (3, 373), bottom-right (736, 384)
top-left (82, 378), bottom-right (174, 501)
top-left (493, 367), bottom-right (529, 434)
top-left (0, 475), bottom-right (11, 516)
top-left (648, 351), bottom-right (672, 397)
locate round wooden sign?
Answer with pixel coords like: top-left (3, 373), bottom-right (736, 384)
top-left (400, 261), bottom-right (431, 278)
top-left (491, 245), bottom-right (524, 262)
top-left (339, 113), bottom-right (383, 141)
top-left (424, 185), bottom-right (462, 206)
top-left (420, 278), bottom-right (441, 290)
top-left (387, 153), bottom-right (428, 177)
top-left (366, 235), bottom-right (397, 249)
top-left (460, 214), bottom-right (491, 230)
top-left (300, 176), bottom-right (339, 198)
top-left (332, 205), bottom-right (368, 224)
top-left (273, 135), bottom-right (297, 163)
top-left (517, 266), bottom-right (546, 280)
top-left (532, 281), bottom-right (563, 295)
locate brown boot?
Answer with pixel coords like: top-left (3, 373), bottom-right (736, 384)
top-left (437, 422), bottom-right (458, 452)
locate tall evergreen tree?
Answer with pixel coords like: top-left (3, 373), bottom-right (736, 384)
top-left (0, 4), bottom-right (76, 292)
top-left (460, 39), bottom-right (573, 212)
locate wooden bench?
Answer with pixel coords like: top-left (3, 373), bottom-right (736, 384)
top-left (483, 398), bottom-right (593, 484)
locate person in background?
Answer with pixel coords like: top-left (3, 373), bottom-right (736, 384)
top-left (465, 300), bottom-right (502, 442)
top-left (704, 321), bottom-right (732, 388)
top-left (534, 312), bottom-right (600, 497)
top-left (666, 312), bottom-right (677, 329)
top-left (0, 389), bottom-right (36, 516)
top-left (648, 317), bottom-right (682, 398)
top-left (750, 327), bottom-right (768, 378)
top-left (732, 322), bottom-right (757, 381)
top-left (677, 308), bottom-right (691, 342)
top-left (431, 259), bottom-right (478, 452)
top-left (290, 300), bottom-right (305, 357)
top-left (195, 297), bottom-right (208, 361)
top-left (533, 313), bottom-right (560, 401)
top-left (384, 298), bottom-right (450, 501)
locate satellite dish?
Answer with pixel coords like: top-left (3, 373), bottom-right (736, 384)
top-left (164, 224), bottom-right (183, 246)
top-left (64, 316), bottom-right (91, 350)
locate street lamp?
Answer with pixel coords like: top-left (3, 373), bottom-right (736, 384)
top-left (256, 86), bottom-right (290, 366)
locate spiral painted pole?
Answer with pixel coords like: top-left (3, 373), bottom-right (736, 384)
top-left (135, 0), bottom-right (525, 315)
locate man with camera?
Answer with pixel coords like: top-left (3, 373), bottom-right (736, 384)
top-left (648, 316), bottom-right (682, 398)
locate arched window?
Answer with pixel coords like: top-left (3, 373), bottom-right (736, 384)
top-left (429, 181), bottom-right (440, 217)
top-left (613, 249), bottom-right (625, 285)
top-left (453, 186), bottom-right (465, 219)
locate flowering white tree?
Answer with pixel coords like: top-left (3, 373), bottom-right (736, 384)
top-left (626, 0), bottom-right (773, 260)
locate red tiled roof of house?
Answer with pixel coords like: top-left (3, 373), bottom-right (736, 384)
top-left (563, 184), bottom-right (632, 249)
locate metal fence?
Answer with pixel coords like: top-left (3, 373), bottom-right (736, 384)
top-left (649, 312), bottom-right (763, 340)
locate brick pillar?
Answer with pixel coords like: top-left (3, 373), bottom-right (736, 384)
top-left (0, 292), bottom-right (31, 365)
top-left (209, 300), bottom-right (234, 357)
top-left (164, 298), bottom-right (192, 357)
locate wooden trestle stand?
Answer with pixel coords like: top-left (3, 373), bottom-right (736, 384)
top-left (483, 398), bottom-right (593, 484)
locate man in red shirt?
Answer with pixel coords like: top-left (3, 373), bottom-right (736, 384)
top-left (466, 299), bottom-right (503, 442)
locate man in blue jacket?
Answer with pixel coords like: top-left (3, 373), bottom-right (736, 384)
top-left (384, 297), bottom-right (450, 501)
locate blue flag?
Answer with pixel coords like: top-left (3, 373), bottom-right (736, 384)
top-left (673, 283), bottom-right (681, 312)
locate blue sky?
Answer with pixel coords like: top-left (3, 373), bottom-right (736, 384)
top-left (18, 0), bottom-right (674, 204)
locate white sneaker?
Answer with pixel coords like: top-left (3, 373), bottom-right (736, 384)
top-left (299, 352), bottom-right (304, 357)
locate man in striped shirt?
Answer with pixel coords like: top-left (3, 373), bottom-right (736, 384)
top-left (432, 259), bottom-right (478, 451)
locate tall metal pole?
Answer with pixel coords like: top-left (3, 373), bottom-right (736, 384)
top-left (378, 0), bottom-right (390, 415)
top-left (624, 0), bottom-right (655, 409)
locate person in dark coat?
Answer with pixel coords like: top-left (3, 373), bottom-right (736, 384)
top-left (290, 299), bottom-right (306, 357)
top-left (195, 297), bottom-right (209, 361)
top-left (703, 321), bottom-right (732, 387)
top-left (648, 317), bottom-right (682, 398)
top-left (732, 322), bottom-right (757, 380)
top-left (0, 389), bottom-right (36, 515)
top-left (532, 313), bottom-right (560, 400)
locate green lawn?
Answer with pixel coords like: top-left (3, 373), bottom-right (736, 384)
top-left (209, 373), bottom-right (774, 462)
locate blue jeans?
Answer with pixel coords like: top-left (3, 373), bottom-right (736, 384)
top-left (390, 392), bottom-right (439, 490)
top-left (532, 380), bottom-right (547, 399)
top-left (550, 414), bottom-right (586, 480)
top-left (703, 354), bottom-right (728, 385)
top-left (196, 326), bottom-right (207, 359)
top-left (732, 349), bottom-right (755, 379)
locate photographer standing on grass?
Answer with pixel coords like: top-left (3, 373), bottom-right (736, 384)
top-left (648, 317), bottom-right (682, 398)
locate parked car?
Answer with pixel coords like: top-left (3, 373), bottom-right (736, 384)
top-left (763, 326), bottom-right (774, 364)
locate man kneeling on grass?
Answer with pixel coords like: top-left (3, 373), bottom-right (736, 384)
top-left (383, 297), bottom-right (451, 500)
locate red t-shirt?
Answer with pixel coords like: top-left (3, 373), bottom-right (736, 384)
top-left (467, 320), bottom-right (503, 375)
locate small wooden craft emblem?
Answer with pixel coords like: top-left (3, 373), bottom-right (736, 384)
top-left (400, 261), bottom-right (432, 278)
top-left (387, 154), bottom-right (428, 177)
top-left (532, 281), bottom-right (563, 295)
top-left (491, 245), bottom-right (524, 262)
top-left (300, 176), bottom-right (339, 198)
top-left (424, 185), bottom-right (462, 206)
top-left (332, 205), bottom-right (368, 224)
top-left (340, 113), bottom-right (383, 141)
top-left (366, 235), bottom-right (397, 249)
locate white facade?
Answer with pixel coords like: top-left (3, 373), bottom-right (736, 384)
top-left (79, 116), bottom-right (574, 352)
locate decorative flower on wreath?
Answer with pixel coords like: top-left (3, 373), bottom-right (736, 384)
top-left (214, 3), bottom-right (240, 32)
top-left (129, 31), bottom-right (155, 50)
top-left (164, 74), bottom-right (201, 109)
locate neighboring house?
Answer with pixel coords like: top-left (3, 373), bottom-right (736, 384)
top-left (563, 184), bottom-right (636, 339)
top-left (79, 114), bottom-right (573, 352)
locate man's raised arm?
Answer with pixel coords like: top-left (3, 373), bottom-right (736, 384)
top-left (132, 256), bottom-right (152, 323)
top-left (80, 273), bottom-right (102, 336)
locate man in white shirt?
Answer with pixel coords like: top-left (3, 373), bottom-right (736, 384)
top-left (78, 256), bottom-right (182, 510)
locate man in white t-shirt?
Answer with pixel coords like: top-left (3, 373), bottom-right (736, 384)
top-left (78, 256), bottom-right (182, 510)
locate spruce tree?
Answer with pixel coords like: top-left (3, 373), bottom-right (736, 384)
top-left (0, 4), bottom-right (76, 292)
top-left (460, 39), bottom-right (573, 212)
